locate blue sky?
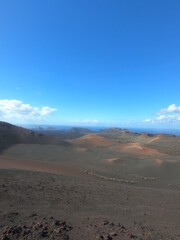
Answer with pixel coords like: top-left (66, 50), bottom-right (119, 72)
top-left (0, 0), bottom-right (180, 128)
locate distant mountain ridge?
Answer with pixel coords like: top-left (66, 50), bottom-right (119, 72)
top-left (33, 126), bottom-right (93, 139)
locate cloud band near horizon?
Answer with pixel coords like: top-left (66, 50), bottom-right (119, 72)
top-left (145, 104), bottom-right (180, 124)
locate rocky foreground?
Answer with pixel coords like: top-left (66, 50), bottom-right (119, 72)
top-left (0, 169), bottom-right (179, 240)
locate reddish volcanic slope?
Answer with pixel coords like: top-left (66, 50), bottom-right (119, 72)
top-left (69, 134), bottom-right (115, 147)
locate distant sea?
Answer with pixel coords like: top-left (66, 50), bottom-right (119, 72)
top-left (128, 128), bottom-right (180, 136)
top-left (25, 125), bottom-right (180, 136)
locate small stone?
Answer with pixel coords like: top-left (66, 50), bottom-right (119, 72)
top-left (103, 235), bottom-right (113, 240)
top-left (110, 231), bottom-right (117, 236)
top-left (41, 229), bottom-right (48, 237)
top-left (54, 220), bottom-right (61, 226)
top-left (103, 220), bottom-right (109, 225)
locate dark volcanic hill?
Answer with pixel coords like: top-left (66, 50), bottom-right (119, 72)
top-left (0, 121), bottom-right (70, 153)
top-left (0, 121), bottom-right (31, 136)
top-left (0, 121), bottom-right (33, 152)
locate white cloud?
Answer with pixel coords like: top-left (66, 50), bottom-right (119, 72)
top-left (144, 118), bottom-right (152, 123)
top-left (144, 104), bottom-right (180, 124)
top-left (40, 106), bottom-right (57, 116)
top-left (0, 99), bottom-right (57, 122)
top-left (81, 119), bottom-right (100, 124)
top-left (73, 118), bottom-right (101, 125)
top-left (159, 104), bottom-right (180, 114)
